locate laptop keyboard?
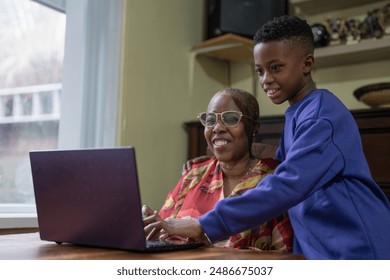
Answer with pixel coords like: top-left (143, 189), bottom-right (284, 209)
top-left (145, 240), bottom-right (204, 252)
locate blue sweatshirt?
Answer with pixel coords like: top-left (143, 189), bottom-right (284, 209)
top-left (199, 89), bottom-right (390, 259)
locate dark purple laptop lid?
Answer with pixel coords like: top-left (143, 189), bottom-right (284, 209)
top-left (30, 147), bottom-right (147, 251)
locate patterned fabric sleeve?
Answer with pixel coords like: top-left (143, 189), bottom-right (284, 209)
top-left (159, 157), bottom-right (218, 219)
top-left (223, 159), bottom-right (293, 252)
top-left (223, 214), bottom-right (293, 252)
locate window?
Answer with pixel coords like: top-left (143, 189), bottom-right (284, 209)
top-left (0, 0), bottom-right (124, 228)
top-left (0, 0), bottom-right (65, 220)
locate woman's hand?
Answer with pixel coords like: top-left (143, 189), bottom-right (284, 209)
top-left (144, 213), bottom-right (204, 241)
top-left (142, 205), bottom-right (161, 240)
top-left (142, 205), bottom-right (163, 240)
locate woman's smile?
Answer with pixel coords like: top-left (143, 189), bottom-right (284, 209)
top-left (212, 137), bottom-right (231, 150)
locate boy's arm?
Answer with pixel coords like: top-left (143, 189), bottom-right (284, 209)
top-left (199, 118), bottom-right (344, 242)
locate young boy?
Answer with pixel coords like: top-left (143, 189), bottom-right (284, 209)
top-left (144, 15), bottom-right (390, 259)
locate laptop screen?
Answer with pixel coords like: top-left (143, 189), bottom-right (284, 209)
top-left (30, 147), bottom-right (147, 251)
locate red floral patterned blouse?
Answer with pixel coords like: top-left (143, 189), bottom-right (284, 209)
top-left (159, 157), bottom-right (293, 252)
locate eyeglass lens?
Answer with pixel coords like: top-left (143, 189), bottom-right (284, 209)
top-left (200, 111), bottom-right (242, 127)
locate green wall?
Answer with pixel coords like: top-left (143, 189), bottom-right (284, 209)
top-left (119, 0), bottom-right (227, 209)
top-left (118, 0), bottom-right (390, 209)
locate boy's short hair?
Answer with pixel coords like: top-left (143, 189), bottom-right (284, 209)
top-left (253, 15), bottom-right (314, 54)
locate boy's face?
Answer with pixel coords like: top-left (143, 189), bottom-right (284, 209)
top-left (253, 40), bottom-right (314, 105)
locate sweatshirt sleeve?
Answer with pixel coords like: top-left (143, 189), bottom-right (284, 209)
top-left (199, 118), bottom-right (345, 242)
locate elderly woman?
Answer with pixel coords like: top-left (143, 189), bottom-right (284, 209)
top-left (143, 88), bottom-right (293, 251)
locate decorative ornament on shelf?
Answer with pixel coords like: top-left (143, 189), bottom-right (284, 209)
top-left (353, 83), bottom-right (390, 108)
top-left (326, 17), bottom-right (347, 45)
top-left (380, 3), bottom-right (390, 35)
top-left (362, 10), bottom-right (384, 39)
top-left (311, 23), bottom-right (330, 48)
top-left (345, 18), bottom-right (361, 44)
top-left (319, 2), bottom-right (390, 47)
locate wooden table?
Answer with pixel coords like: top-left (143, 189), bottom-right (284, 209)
top-left (0, 232), bottom-right (304, 260)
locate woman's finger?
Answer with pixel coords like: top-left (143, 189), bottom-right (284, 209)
top-left (143, 210), bottom-right (158, 226)
top-left (144, 212), bottom-right (164, 238)
top-left (146, 227), bottom-right (160, 241)
top-left (142, 205), bottom-right (154, 218)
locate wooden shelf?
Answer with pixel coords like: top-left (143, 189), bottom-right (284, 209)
top-left (289, 0), bottom-right (380, 15)
top-left (191, 33), bottom-right (253, 63)
top-left (314, 35), bottom-right (390, 68)
top-left (192, 33), bottom-right (390, 69)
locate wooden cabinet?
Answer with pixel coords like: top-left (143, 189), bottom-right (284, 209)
top-left (184, 108), bottom-right (390, 201)
top-left (183, 120), bottom-right (209, 160)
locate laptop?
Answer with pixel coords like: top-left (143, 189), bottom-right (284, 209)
top-left (29, 147), bottom-right (204, 252)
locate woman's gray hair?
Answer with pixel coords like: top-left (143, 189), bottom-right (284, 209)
top-left (216, 87), bottom-right (259, 123)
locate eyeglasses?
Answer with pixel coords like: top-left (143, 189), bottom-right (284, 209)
top-left (197, 111), bottom-right (254, 128)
